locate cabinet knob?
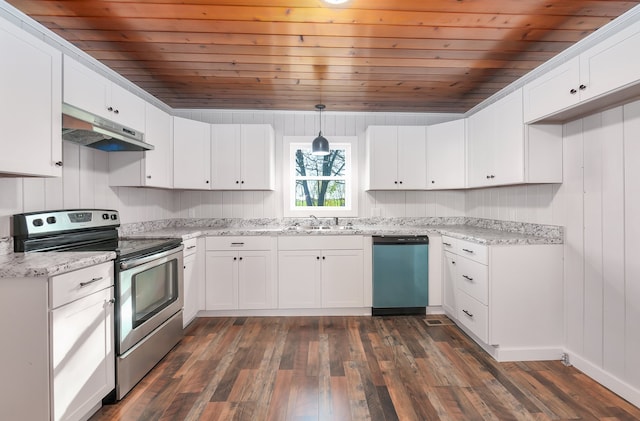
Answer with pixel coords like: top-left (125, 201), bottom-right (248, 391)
top-left (452, 261), bottom-right (456, 264)
top-left (107, 298), bottom-right (115, 305)
top-left (241, 180), bottom-right (244, 184)
top-left (236, 180), bottom-right (240, 184)
top-left (579, 84), bottom-right (587, 90)
top-left (431, 180), bottom-right (435, 184)
top-left (147, 175), bottom-right (152, 179)
top-left (399, 181), bottom-right (403, 184)
top-left (234, 257), bottom-right (237, 261)
top-left (239, 257), bottom-right (243, 261)
top-left (394, 181), bottom-right (398, 184)
top-left (206, 180), bottom-right (210, 184)
top-left (107, 106), bottom-right (113, 112)
top-left (490, 175), bottom-right (495, 179)
top-left (322, 256), bottom-right (326, 260)
top-left (569, 88), bottom-right (577, 94)
top-left (114, 109), bottom-right (119, 114)
top-left (54, 161), bottom-right (63, 167)
top-left (486, 175), bottom-right (491, 179)
top-left (316, 256), bottom-right (320, 260)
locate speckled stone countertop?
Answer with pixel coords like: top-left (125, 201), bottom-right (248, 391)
top-left (0, 251), bottom-right (116, 278)
top-left (121, 218), bottom-right (563, 246)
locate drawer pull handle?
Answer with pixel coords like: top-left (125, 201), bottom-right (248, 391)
top-left (443, 242), bottom-right (452, 246)
top-left (186, 245), bottom-right (196, 250)
top-left (462, 248), bottom-right (474, 254)
top-left (462, 275), bottom-right (473, 281)
top-left (231, 242), bottom-right (245, 246)
top-left (462, 309), bottom-right (474, 318)
top-left (80, 277), bottom-right (103, 287)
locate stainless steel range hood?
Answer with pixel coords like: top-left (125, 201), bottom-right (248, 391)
top-left (62, 103), bottom-right (153, 152)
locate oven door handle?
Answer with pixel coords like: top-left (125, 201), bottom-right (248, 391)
top-left (119, 245), bottom-right (184, 270)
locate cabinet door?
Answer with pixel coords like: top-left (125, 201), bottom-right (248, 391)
top-left (523, 57), bottom-right (580, 123)
top-left (466, 108), bottom-right (494, 187)
top-left (366, 126), bottom-right (399, 190)
top-left (490, 89), bottom-right (525, 185)
top-left (278, 250), bottom-right (321, 309)
top-left (210, 124), bottom-right (241, 189)
top-left (51, 287), bottom-right (114, 421)
top-left (397, 126), bottom-right (427, 189)
top-left (143, 103), bottom-right (173, 188)
top-left (580, 19), bottom-right (640, 102)
top-left (426, 120), bottom-right (466, 189)
top-left (205, 251), bottom-right (238, 310)
top-left (238, 250), bottom-right (274, 309)
top-left (63, 55), bottom-right (110, 121)
top-left (109, 83), bottom-right (145, 131)
top-left (1, 18), bottom-right (62, 177)
top-left (173, 117), bottom-right (211, 189)
top-left (183, 252), bottom-right (199, 326)
top-left (442, 252), bottom-right (458, 317)
top-left (321, 249), bottom-right (364, 308)
top-left (241, 124), bottom-right (275, 190)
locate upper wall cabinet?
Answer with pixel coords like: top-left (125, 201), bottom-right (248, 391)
top-left (173, 117), bottom-right (211, 189)
top-left (365, 125), bottom-right (426, 190)
top-left (524, 19), bottom-right (640, 123)
top-left (109, 103), bottom-right (174, 188)
top-left (426, 119), bottom-right (466, 189)
top-left (63, 56), bottom-right (145, 132)
top-left (210, 124), bottom-right (275, 190)
top-left (467, 88), bottom-right (563, 188)
top-left (0, 17), bottom-right (62, 177)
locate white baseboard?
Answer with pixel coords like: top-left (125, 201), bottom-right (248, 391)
top-left (564, 349), bottom-right (640, 408)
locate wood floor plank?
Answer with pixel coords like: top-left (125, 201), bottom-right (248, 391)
top-left (89, 316), bottom-right (640, 421)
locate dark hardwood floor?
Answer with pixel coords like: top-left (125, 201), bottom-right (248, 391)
top-left (91, 315), bottom-right (640, 420)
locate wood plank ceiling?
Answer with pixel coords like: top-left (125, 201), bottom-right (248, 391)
top-left (7, 0), bottom-right (640, 112)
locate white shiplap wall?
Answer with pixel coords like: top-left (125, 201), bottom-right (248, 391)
top-left (466, 100), bottom-right (640, 405)
top-left (173, 109), bottom-right (466, 219)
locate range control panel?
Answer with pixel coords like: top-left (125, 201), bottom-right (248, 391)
top-left (12, 209), bottom-right (120, 237)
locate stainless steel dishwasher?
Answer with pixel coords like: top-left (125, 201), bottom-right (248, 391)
top-left (372, 235), bottom-right (429, 316)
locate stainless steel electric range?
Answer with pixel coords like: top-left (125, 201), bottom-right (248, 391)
top-left (12, 209), bottom-right (184, 401)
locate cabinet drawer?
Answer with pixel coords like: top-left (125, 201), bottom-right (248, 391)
top-left (441, 236), bottom-right (457, 252)
top-left (456, 257), bottom-right (488, 305)
top-left (455, 240), bottom-right (488, 264)
top-left (50, 262), bottom-right (114, 309)
top-left (457, 291), bottom-right (488, 343)
top-left (183, 238), bottom-right (198, 256)
top-left (206, 236), bottom-right (272, 251)
top-left (278, 235), bottom-right (363, 251)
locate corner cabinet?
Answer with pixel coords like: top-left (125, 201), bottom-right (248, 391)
top-left (365, 126), bottom-right (427, 190)
top-left (0, 261), bottom-right (115, 421)
top-left (0, 16), bottom-right (62, 177)
top-left (277, 236), bottom-right (365, 309)
top-left (63, 55), bottom-right (145, 132)
top-left (173, 116), bottom-right (211, 189)
top-left (109, 102), bottom-right (174, 188)
top-left (204, 236), bottom-right (277, 311)
top-left (466, 88), bottom-right (563, 188)
top-left (211, 124), bottom-right (275, 190)
top-left (426, 119), bottom-right (466, 189)
top-left (442, 236), bottom-right (563, 362)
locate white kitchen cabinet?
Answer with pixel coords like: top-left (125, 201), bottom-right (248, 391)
top-left (182, 237), bottom-right (204, 327)
top-left (204, 236), bottom-right (276, 310)
top-left (442, 235), bottom-right (563, 362)
top-left (524, 19), bottom-right (640, 123)
top-left (277, 236), bottom-right (365, 309)
top-left (0, 16), bottom-right (62, 177)
top-left (0, 262), bottom-right (114, 421)
top-left (426, 119), bottom-right (466, 189)
top-left (365, 126), bottom-right (427, 190)
top-left (173, 116), bottom-right (211, 189)
top-left (109, 102), bottom-right (174, 188)
top-left (211, 124), bottom-right (275, 190)
top-left (63, 55), bottom-right (145, 131)
top-left (467, 89), bottom-right (563, 187)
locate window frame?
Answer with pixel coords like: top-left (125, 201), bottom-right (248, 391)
top-left (282, 136), bottom-right (358, 217)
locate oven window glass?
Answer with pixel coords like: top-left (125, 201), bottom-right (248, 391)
top-left (131, 259), bottom-right (178, 328)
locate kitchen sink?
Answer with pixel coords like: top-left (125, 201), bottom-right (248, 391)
top-left (285, 225), bottom-right (355, 231)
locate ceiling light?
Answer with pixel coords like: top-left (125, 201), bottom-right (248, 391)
top-left (312, 104), bottom-right (330, 156)
top-left (323, 0), bottom-right (349, 4)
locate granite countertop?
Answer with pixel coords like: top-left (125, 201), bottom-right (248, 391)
top-left (123, 224), bottom-right (562, 246)
top-left (0, 251), bottom-right (116, 278)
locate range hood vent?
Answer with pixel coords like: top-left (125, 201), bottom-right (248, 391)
top-left (62, 104), bottom-right (153, 152)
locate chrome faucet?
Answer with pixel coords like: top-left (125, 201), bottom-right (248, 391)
top-left (310, 214), bottom-right (319, 222)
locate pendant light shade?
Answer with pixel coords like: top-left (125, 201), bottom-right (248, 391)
top-left (312, 104), bottom-right (330, 156)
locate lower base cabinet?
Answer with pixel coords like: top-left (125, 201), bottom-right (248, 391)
top-left (277, 236), bottom-right (365, 309)
top-left (0, 261), bottom-right (115, 421)
top-left (442, 236), bottom-right (563, 362)
top-left (182, 237), bottom-right (204, 327)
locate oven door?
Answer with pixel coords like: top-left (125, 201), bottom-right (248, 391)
top-left (117, 246), bottom-right (184, 354)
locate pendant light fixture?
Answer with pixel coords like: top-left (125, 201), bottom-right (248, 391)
top-left (312, 104), bottom-right (330, 156)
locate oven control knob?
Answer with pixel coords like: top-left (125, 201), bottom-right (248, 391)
top-left (102, 213), bottom-right (109, 220)
top-left (46, 216), bottom-right (57, 224)
top-left (110, 214), bottom-right (118, 220)
top-left (33, 218), bottom-right (44, 227)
